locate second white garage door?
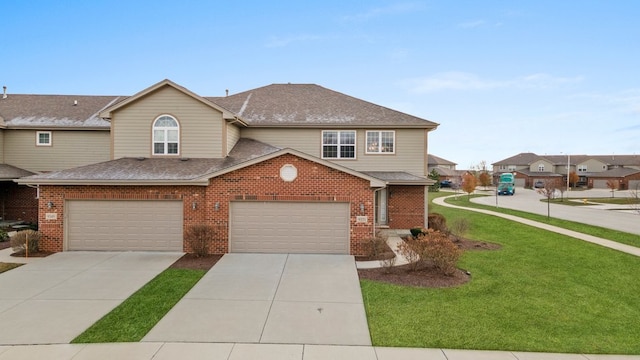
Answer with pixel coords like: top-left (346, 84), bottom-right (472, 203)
top-left (66, 200), bottom-right (183, 251)
top-left (229, 201), bottom-right (350, 254)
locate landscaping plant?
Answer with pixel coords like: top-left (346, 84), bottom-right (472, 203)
top-left (10, 230), bottom-right (40, 254)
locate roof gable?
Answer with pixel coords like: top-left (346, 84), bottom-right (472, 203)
top-left (99, 79), bottom-right (238, 121)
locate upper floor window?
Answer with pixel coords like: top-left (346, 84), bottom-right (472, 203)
top-left (538, 164), bottom-right (545, 172)
top-left (153, 115), bottom-right (179, 155)
top-left (366, 131), bottom-right (395, 154)
top-left (508, 165), bottom-right (516, 171)
top-left (499, 165), bottom-right (508, 170)
top-left (322, 130), bottom-right (356, 159)
top-left (578, 165), bottom-right (587, 172)
top-left (36, 131), bottom-right (52, 146)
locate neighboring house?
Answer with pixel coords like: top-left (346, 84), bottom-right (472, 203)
top-left (427, 154), bottom-right (464, 182)
top-left (3, 80), bottom-right (438, 255)
top-left (492, 152), bottom-right (640, 189)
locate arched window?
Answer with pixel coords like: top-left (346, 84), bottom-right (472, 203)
top-left (152, 115), bottom-right (179, 155)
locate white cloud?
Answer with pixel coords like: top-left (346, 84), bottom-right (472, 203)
top-left (458, 20), bottom-right (486, 28)
top-left (406, 72), bottom-right (583, 93)
top-left (264, 34), bottom-right (324, 48)
top-left (340, 2), bottom-right (424, 22)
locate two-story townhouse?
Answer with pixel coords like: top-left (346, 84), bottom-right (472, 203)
top-left (426, 154), bottom-right (462, 182)
top-left (10, 79), bottom-right (438, 255)
top-left (493, 152), bottom-right (640, 189)
top-left (0, 93), bottom-right (117, 222)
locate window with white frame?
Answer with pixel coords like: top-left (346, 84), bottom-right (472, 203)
top-left (152, 115), bottom-right (179, 155)
top-left (499, 165), bottom-right (508, 170)
top-left (322, 130), bottom-right (356, 159)
top-left (36, 131), bottom-right (52, 146)
top-left (508, 165), bottom-right (517, 171)
top-left (578, 165), bottom-right (587, 172)
top-left (366, 130), bottom-right (395, 154)
top-left (538, 164), bottom-right (545, 172)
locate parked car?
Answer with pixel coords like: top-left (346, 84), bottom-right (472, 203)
top-left (534, 180), bottom-right (545, 188)
top-left (440, 180), bottom-right (452, 188)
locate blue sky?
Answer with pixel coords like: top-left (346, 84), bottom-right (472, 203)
top-left (2, 1), bottom-right (639, 169)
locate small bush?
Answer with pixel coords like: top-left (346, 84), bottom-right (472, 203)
top-left (423, 230), bottom-right (461, 276)
top-left (398, 235), bottom-right (427, 271)
top-left (185, 224), bottom-right (216, 257)
top-left (449, 218), bottom-right (470, 242)
top-left (364, 235), bottom-right (388, 258)
top-left (427, 213), bottom-right (448, 232)
top-left (381, 255), bottom-right (397, 274)
top-left (0, 229), bottom-right (8, 242)
top-left (10, 230), bottom-right (41, 254)
top-left (410, 227), bottom-right (425, 237)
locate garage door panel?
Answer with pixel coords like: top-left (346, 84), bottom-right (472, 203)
top-left (230, 201), bottom-right (349, 254)
top-left (67, 200), bottom-right (183, 251)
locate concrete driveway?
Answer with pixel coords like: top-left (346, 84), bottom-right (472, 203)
top-left (0, 251), bottom-right (181, 345)
top-left (143, 253), bottom-right (372, 346)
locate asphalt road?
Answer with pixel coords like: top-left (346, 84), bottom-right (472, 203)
top-left (463, 188), bottom-right (640, 236)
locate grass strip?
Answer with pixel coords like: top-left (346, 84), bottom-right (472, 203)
top-left (0, 262), bottom-right (23, 274)
top-left (362, 193), bottom-right (640, 354)
top-left (443, 193), bottom-right (640, 248)
top-left (72, 268), bottom-right (205, 343)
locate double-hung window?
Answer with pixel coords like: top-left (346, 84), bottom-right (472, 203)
top-left (152, 115), bottom-right (179, 155)
top-left (538, 164), bottom-right (545, 172)
top-left (366, 130), bottom-right (395, 154)
top-left (36, 131), bottom-right (52, 146)
top-left (322, 130), bottom-right (355, 159)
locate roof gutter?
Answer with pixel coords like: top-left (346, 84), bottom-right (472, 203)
top-left (14, 179), bottom-right (210, 186)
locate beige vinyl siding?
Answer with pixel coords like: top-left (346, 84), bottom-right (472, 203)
top-left (112, 85), bottom-right (225, 159)
top-left (227, 123), bottom-right (241, 154)
top-left (4, 130), bottom-right (110, 172)
top-left (0, 130), bottom-right (4, 163)
top-left (579, 159), bottom-right (608, 173)
top-left (530, 160), bottom-right (554, 172)
top-left (241, 128), bottom-right (426, 175)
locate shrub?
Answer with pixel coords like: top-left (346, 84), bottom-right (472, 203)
top-left (364, 235), bottom-right (388, 258)
top-left (0, 229), bottom-right (8, 242)
top-left (10, 230), bottom-right (41, 254)
top-left (398, 234), bottom-right (427, 271)
top-left (427, 213), bottom-right (448, 232)
top-left (449, 218), bottom-right (470, 242)
top-left (422, 230), bottom-right (461, 276)
top-left (185, 224), bottom-right (216, 257)
top-left (410, 227), bottom-right (425, 237)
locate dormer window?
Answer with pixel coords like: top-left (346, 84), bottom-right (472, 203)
top-left (152, 115), bottom-right (179, 155)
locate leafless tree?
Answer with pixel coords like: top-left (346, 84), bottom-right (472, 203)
top-left (536, 179), bottom-right (561, 219)
top-left (606, 179), bottom-right (618, 198)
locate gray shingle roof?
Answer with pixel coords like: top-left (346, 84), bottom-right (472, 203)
top-left (494, 153), bottom-right (640, 167)
top-left (361, 171), bottom-right (431, 185)
top-left (427, 154), bottom-right (456, 166)
top-left (0, 95), bottom-right (121, 128)
top-left (209, 84), bottom-right (438, 128)
top-left (0, 164), bottom-right (35, 180)
top-left (19, 139), bottom-right (280, 183)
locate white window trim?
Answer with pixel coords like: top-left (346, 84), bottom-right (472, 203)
top-left (321, 130), bottom-right (357, 159)
top-left (152, 115), bottom-right (180, 156)
top-left (538, 164), bottom-right (545, 172)
top-left (36, 131), bottom-right (52, 146)
top-left (365, 130), bottom-right (395, 154)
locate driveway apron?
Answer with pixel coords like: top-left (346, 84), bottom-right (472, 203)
top-left (0, 252), bottom-right (181, 345)
top-left (143, 254), bottom-right (372, 345)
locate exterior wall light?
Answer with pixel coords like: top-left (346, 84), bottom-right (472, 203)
top-left (47, 201), bottom-right (54, 209)
top-left (214, 202), bottom-right (220, 211)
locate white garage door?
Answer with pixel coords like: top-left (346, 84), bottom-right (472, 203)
top-left (593, 180), bottom-right (608, 189)
top-left (515, 178), bottom-right (525, 188)
top-left (66, 200), bottom-right (183, 251)
top-left (229, 201), bottom-right (350, 254)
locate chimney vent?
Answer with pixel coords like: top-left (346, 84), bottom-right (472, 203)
top-left (73, 100), bottom-right (78, 106)
top-left (225, 89), bottom-right (229, 97)
top-left (2, 86), bottom-right (6, 99)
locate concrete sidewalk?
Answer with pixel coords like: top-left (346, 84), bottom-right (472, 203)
top-left (1, 342), bottom-right (638, 359)
top-left (434, 195), bottom-right (640, 258)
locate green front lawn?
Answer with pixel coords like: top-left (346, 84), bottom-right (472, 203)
top-left (445, 194), bottom-right (640, 248)
top-left (361, 193), bottom-right (640, 354)
top-left (73, 268), bottom-right (205, 343)
top-left (0, 262), bottom-right (22, 274)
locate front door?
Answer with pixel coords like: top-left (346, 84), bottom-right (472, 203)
top-left (375, 188), bottom-right (388, 226)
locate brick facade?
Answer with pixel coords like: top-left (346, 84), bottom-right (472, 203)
top-left (38, 153), bottom-right (377, 255)
top-left (387, 185), bottom-right (426, 229)
top-left (0, 183), bottom-right (38, 223)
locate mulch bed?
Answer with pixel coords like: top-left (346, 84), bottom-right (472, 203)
top-left (10, 251), bottom-right (54, 258)
top-left (0, 241), bottom-right (10, 251)
top-left (169, 253), bottom-right (223, 271)
top-left (357, 237), bottom-right (501, 288)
